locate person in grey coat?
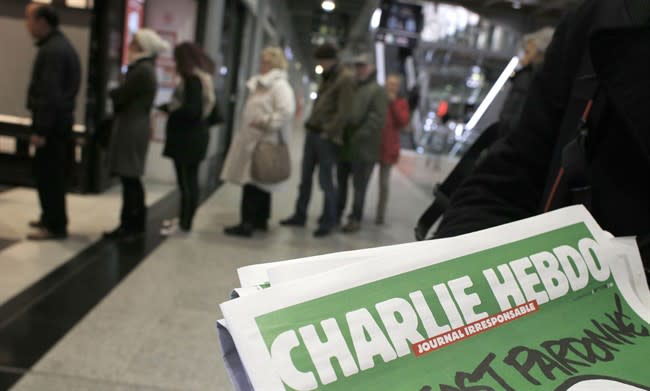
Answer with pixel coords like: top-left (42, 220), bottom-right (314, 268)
top-left (104, 29), bottom-right (169, 239)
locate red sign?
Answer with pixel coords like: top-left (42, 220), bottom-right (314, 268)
top-left (122, 0), bottom-right (146, 70)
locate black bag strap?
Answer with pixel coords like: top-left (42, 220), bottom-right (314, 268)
top-left (544, 72), bottom-right (605, 212)
top-left (414, 122), bottom-right (501, 241)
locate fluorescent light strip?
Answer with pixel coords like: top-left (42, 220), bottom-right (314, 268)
top-left (464, 56), bottom-right (519, 131)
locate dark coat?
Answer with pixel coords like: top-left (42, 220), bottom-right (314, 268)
top-left (305, 64), bottom-right (355, 145)
top-left (342, 75), bottom-right (389, 163)
top-left (498, 64), bottom-right (537, 138)
top-left (436, 0), bottom-right (650, 263)
top-left (162, 75), bottom-right (209, 164)
top-left (27, 30), bottom-right (81, 139)
top-left (108, 58), bottom-right (158, 177)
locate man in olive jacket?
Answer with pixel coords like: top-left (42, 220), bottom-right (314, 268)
top-left (337, 53), bottom-right (388, 233)
top-left (25, 4), bottom-right (81, 240)
top-left (282, 43), bottom-right (355, 237)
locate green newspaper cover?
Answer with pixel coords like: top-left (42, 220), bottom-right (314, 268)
top-left (220, 206), bottom-right (650, 391)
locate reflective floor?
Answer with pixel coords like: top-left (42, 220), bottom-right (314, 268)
top-left (0, 142), bottom-right (438, 390)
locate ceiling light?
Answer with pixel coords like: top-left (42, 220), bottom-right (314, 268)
top-left (315, 65), bottom-right (324, 75)
top-left (512, 1), bottom-right (522, 9)
top-left (321, 0), bottom-right (335, 12)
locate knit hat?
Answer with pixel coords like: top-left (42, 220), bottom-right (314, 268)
top-left (134, 29), bottom-right (170, 57)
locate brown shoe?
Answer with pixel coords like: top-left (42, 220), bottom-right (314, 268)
top-left (342, 220), bottom-right (361, 234)
top-left (27, 230), bottom-right (68, 241)
top-left (29, 220), bottom-right (46, 229)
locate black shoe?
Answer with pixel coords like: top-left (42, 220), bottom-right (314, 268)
top-left (29, 220), bottom-right (46, 229)
top-left (313, 227), bottom-right (332, 238)
top-left (253, 221), bottom-right (269, 232)
top-left (342, 220), bottom-right (361, 233)
top-left (27, 229), bottom-right (67, 241)
top-left (224, 224), bottom-right (253, 238)
top-left (280, 216), bottom-right (305, 227)
top-left (103, 227), bottom-right (143, 240)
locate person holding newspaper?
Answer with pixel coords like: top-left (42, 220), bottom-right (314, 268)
top-left (435, 0), bottom-right (650, 280)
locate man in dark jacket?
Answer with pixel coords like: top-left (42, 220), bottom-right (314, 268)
top-left (338, 53), bottom-right (388, 233)
top-left (281, 43), bottom-right (355, 237)
top-left (436, 0), bottom-right (650, 277)
top-left (25, 4), bottom-right (81, 240)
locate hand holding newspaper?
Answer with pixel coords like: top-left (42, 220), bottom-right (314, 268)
top-left (218, 206), bottom-right (650, 391)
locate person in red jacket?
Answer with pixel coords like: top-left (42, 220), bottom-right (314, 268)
top-left (376, 74), bottom-right (410, 225)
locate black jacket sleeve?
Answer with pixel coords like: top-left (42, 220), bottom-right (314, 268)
top-left (435, 9), bottom-right (586, 238)
top-left (110, 63), bottom-right (151, 112)
top-left (29, 43), bottom-right (80, 137)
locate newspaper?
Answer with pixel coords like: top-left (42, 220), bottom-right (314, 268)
top-left (218, 206), bottom-right (650, 391)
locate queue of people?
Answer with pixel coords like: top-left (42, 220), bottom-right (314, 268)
top-left (22, 4), bottom-right (411, 242)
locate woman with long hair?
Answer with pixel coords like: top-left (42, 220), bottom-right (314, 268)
top-left (104, 29), bottom-right (169, 239)
top-left (159, 42), bottom-right (216, 236)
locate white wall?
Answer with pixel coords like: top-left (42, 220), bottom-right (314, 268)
top-left (0, 5), bottom-right (90, 127)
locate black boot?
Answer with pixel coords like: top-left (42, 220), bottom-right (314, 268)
top-left (224, 223), bottom-right (253, 238)
top-left (280, 216), bottom-right (305, 227)
top-left (252, 220), bottom-right (269, 232)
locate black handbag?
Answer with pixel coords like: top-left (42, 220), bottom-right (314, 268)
top-left (206, 99), bottom-right (224, 126)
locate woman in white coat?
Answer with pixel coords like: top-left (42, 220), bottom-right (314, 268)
top-left (221, 47), bottom-right (296, 237)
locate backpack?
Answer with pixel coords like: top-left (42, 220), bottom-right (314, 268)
top-left (415, 51), bottom-right (603, 241)
top-left (414, 122), bottom-right (501, 240)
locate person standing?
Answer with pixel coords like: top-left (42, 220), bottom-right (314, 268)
top-left (221, 47), bottom-right (296, 238)
top-left (498, 27), bottom-right (554, 138)
top-left (104, 29), bottom-right (169, 239)
top-left (434, 0), bottom-right (650, 277)
top-left (376, 74), bottom-right (410, 225)
top-left (281, 43), bottom-right (354, 237)
top-left (159, 43), bottom-right (216, 237)
top-left (25, 4), bottom-right (80, 241)
top-left (337, 54), bottom-right (388, 233)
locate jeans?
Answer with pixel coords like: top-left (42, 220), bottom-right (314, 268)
top-left (120, 176), bottom-right (146, 232)
top-left (174, 161), bottom-right (199, 231)
top-left (337, 160), bottom-right (375, 222)
top-left (294, 132), bottom-right (338, 229)
top-left (34, 139), bottom-right (69, 235)
top-left (376, 162), bottom-right (392, 221)
top-left (241, 184), bottom-right (270, 226)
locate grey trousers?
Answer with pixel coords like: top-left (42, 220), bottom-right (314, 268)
top-left (376, 162), bottom-right (392, 222)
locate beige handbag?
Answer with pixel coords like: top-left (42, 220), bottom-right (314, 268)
top-left (251, 131), bottom-right (291, 184)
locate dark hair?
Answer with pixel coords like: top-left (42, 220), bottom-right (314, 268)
top-left (174, 42), bottom-right (216, 78)
top-left (314, 43), bottom-right (338, 60)
top-left (34, 5), bottom-right (59, 29)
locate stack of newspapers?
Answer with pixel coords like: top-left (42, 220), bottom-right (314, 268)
top-left (217, 206), bottom-right (650, 391)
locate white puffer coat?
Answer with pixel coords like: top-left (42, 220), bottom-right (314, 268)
top-left (220, 69), bottom-right (296, 192)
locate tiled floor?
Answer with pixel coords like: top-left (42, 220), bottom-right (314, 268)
top-left (0, 183), bottom-right (173, 308)
top-left (7, 156), bottom-right (434, 390)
